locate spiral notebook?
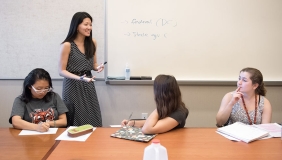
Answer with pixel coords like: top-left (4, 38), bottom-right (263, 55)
top-left (110, 126), bottom-right (156, 142)
top-left (217, 122), bottom-right (269, 143)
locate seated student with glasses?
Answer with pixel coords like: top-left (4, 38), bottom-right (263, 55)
top-left (9, 68), bottom-right (68, 132)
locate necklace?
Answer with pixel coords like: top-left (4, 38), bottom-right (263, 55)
top-left (241, 95), bottom-right (257, 125)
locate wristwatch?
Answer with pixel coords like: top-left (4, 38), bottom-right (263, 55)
top-left (80, 76), bottom-right (84, 80)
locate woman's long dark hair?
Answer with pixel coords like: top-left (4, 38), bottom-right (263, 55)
top-left (240, 67), bottom-right (267, 96)
top-left (21, 68), bottom-right (53, 103)
top-left (154, 75), bottom-right (187, 119)
top-left (62, 12), bottom-right (96, 59)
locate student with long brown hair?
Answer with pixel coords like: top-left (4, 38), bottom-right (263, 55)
top-left (121, 74), bottom-right (189, 134)
top-left (216, 67), bottom-right (272, 127)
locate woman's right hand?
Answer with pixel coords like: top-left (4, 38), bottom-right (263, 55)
top-left (121, 119), bottom-right (134, 127)
top-left (230, 87), bottom-right (243, 104)
top-left (81, 74), bottom-right (95, 82)
top-left (37, 122), bottom-right (50, 132)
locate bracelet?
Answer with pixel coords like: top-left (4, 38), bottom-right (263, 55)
top-left (80, 76), bottom-right (84, 80)
top-left (54, 120), bottom-right (56, 128)
top-left (132, 120), bottom-right (135, 127)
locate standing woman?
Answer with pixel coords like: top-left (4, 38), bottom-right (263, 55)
top-left (216, 67), bottom-right (272, 127)
top-left (59, 12), bottom-right (104, 127)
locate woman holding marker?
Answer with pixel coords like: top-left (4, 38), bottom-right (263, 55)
top-left (9, 68), bottom-right (68, 132)
top-left (59, 12), bottom-right (104, 127)
top-left (121, 74), bottom-right (189, 134)
top-left (216, 67), bottom-right (272, 127)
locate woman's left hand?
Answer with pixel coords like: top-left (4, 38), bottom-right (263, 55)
top-left (97, 63), bottom-right (105, 73)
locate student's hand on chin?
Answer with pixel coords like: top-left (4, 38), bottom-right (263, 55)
top-left (231, 87), bottom-right (243, 103)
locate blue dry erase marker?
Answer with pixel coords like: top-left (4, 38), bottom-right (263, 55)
top-left (97, 62), bottom-right (107, 70)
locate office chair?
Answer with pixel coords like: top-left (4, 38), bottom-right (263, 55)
top-left (63, 101), bottom-right (75, 127)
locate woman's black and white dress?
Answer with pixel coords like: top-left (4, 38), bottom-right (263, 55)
top-left (62, 42), bottom-right (102, 127)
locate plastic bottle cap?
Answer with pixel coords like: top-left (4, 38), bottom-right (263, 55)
top-left (152, 139), bottom-right (160, 144)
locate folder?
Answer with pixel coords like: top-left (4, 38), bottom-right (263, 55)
top-left (110, 126), bottom-right (156, 142)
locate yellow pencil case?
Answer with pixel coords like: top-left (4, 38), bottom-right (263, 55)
top-left (67, 124), bottom-right (93, 137)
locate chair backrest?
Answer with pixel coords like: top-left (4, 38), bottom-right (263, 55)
top-left (63, 101), bottom-right (75, 127)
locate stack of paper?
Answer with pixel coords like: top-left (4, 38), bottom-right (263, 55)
top-left (217, 122), bottom-right (269, 143)
top-left (253, 123), bottom-right (281, 137)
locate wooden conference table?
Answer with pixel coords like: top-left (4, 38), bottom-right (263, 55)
top-left (0, 128), bottom-right (65, 160)
top-left (0, 128), bottom-right (281, 160)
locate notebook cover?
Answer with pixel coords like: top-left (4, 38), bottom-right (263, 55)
top-left (110, 126), bottom-right (156, 142)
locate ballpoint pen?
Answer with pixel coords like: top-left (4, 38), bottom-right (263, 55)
top-left (127, 112), bottom-right (133, 126)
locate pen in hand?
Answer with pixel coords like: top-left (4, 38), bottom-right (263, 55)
top-left (37, 121), bottom-right (49, 132)
top-left (97, 62), bottom-right (107, 70)
top-left (126, 112), bottom-right (133, 127)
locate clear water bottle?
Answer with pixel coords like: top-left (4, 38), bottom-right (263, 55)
top-left (143, 139), bottom-right (168, 160)
top-left (125, 63), bottom-right (130, 80)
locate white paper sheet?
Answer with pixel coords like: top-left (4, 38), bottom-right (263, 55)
top-left (19, 128), bottom-right (58, 135)
top-left (216, 130), bottom-right (273, 141)
top-left (253, 123), bottom-right (281, 137)
top-left (110, 125), bottom-right (122, 127)
top-left (55, 126), bottom-right (96, 142)
top-left (216, 131), bottom-right (240, 141)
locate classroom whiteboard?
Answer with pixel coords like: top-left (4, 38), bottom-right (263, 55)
top-left (0, 0), bottom-right (105, 79)
top-left (106, 0), bottom-right (282, 80)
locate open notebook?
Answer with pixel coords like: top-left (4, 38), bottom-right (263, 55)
top-left (111, 126), bottom-right (156, 142)
top-left (217, 122), bottom-right (269, 143)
